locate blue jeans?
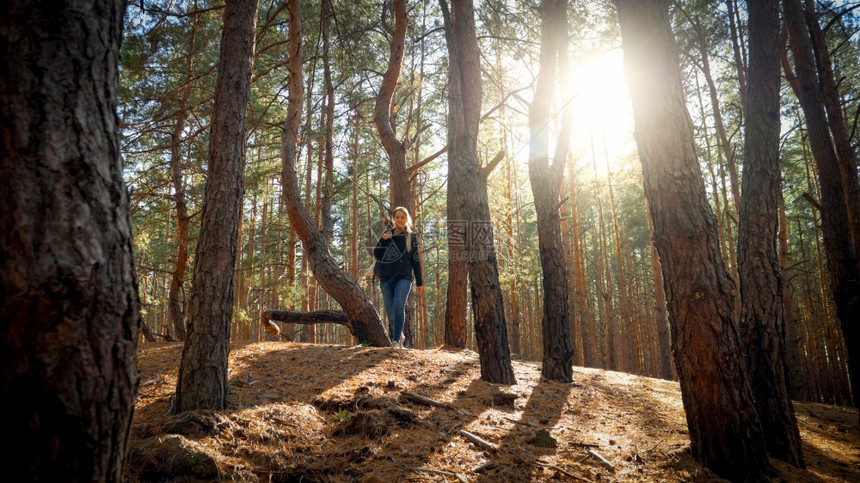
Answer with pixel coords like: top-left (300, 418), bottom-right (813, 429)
top-left (380, 278), bottom-right (413, 343)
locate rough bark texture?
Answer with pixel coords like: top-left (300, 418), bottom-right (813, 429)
top-left (443, 0), bottom-right (515, 385)
top-left (0, 0), bottom-right (141, 479)
top-left (616, 1), bottom-right (774, 480)
top-left (738, 0), bottom-right (805, 466)
top-left (784, 0), bottom-right (860, 411)
top-left (440, 0), bottom-right (468, 349)
top-left (175, 0), bottom-right (258, 412)
top-left (168, 104), bottom-right (190, 342)
top-left (279, 0), bottom-right (390, 347)
top-left (529, 0), bottom-right (573, 382)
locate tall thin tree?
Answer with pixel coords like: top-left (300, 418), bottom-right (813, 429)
top-left (784, 0), bottom-right (860, 412)
top-left (442, 0), bottom-right (516, 384)
top-left (175, 0), bottom-right (258, 412)
top-left (737, 0), bottom-right (805, 467)
top-left (529, 0), bottom-right (574, 382)
top-left (616, 0), bottom-right (774, 480)
top-left (0, 0), bottom-right (141, 479)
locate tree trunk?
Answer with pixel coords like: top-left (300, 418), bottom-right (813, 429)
top-left (442, 0), bottom-right (515, 384)
top-left (175, 0), bottom-right (257, 412)
top-left (737, 0), bottom-right (805, 466)
top-left (646, 202), bottom-right (673, 380)
top-left (280, 0), bottom-right (390, 347)
top-left (318, 0), bottom-right (335, 246)
top-left (616, 1), bottom-right (774, 480)
top-left (529, 0), bottom-right (573, 382)
top-left (166, 14), bottom-right (197, 342)
top-left (780, 196), bottom-right (805, 399)
top-left (804, 0), bottom-right (860, 254)
top-left (0, 0), bottom-right (141, 479)
top-left (441, 0), bottom-right (468, 349)
top-left (784, 0), bottom-right (860, 411)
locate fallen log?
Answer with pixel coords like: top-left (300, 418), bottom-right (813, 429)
top-left (261, 310), bottom-right (354, 340)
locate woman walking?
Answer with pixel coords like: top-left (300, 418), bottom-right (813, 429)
top-left (374, 207), bottom-right (423, 348)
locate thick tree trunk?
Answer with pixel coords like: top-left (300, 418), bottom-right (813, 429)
top-left (737, 0), bottom-right (805, 466)
top-left (280, 0), bottom-right (390, 347)
top-left (443, 0), bottom-right (515, 384)
top-left (784, 0), bottom-right (860, 411)
top-left (175, 0), bottom-right (258, 412)
top-left (616, 1), bottom-right (774, 480)
top-left (0, 0), bottom-right (141, 479)
top-left (529, 0), bottom-right (573, 382)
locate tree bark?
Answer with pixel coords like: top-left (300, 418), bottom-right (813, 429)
top-left (646, 202), bottom-right (673, 380)
top-left (804, 0), bottom-right (860, 254)
top-left (737, 0), bottom-right (805, 466)
top-left (0, 0), bottom-right (141, 479)
top-left (280, 0), bottom-right (390, 347)
top-left (175, 0), bottom-right (258, 412)
top-left (784, 0), bottom-right (860, 412)
top-left (616, 1), bottom-right (774, 480)
top-left (440, 0), bottom-right (468, 349)
top-left (442, 0), bottom-right (515, 384)
top-left (529, 0), bottom-right (574, 382)
top-left (374, 0), bottom-right (412, 212)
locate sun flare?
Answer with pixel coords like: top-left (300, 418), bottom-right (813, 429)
top-left (568, 49), bottom-right (636, 173)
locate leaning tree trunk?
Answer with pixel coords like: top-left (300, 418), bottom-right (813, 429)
top-left (529, 0), bottom-right (574, 382)
top-left (737, 0), bottom-right (805, 467)
top-left (280, 0), bottom-right (390, 347)
top-left (616, 1), bottom-right (774, 481)
top-left (374, 0), bottom-right (424, 347)
top-left (175, 0), bottom-right (258, 412)
top-left (0, 0), bottom-right (141, 479)
top-left (443, 0), bottom-right (515, 385)
top-left (784, 0), bottom-right (860, 412)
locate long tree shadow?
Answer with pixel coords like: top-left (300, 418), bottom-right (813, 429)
top-left (473, 376), bottom-right (574, 482)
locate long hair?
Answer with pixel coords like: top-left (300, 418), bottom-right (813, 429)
top-left (393, 206), bottom-right (414, 252)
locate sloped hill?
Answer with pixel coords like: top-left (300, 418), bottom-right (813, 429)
top-left (126, 342), bottom-right (858, 482)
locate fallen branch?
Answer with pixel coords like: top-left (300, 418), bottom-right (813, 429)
top-left (401, 391), bottom-right (450, 409)
top-left (569, 441), bottom-right (601, 448)
top-left (586, 449), bottom-right (614, 471)
top-left (413, 467), bottom-right (468, 483)
top-left (263, 309), bottom-right (350, 325)
top-left (261, 310), bottom-right (354, 340)
top-left (459, 430), bottom-right (498, 451)
top-left (471, 461), bottom-right (498, 473)
top-left (535, 460), bottom-right (589, 481)
top-left (401, 391), bottom-right (474, 416)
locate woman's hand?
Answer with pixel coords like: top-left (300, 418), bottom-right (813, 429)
top-left (416, 286), bottom-right (424, 295)
top-left (381, 230), bottom-right (392, 240)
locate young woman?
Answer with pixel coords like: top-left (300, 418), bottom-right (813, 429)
top-left (374, 206), bottom-right (423, 348)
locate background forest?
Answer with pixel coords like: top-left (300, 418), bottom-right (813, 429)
top-left (120, 0), bottom-right (857, 407)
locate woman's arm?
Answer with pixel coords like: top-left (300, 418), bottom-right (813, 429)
top-left (374, 230), bottom-right (392, 260)
top-left (410, 233), bottom-right (424, 287)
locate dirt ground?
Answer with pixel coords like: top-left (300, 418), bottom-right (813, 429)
top-left (126, 342), bottom-right (859, 482)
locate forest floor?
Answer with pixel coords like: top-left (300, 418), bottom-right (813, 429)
top-left (126, 341), bottom-right (859, 482)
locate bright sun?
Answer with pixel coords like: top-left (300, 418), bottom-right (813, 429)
top-left (568, 49), bottom-right (636, 174)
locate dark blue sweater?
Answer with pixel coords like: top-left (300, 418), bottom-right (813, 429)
top-left (374, 231), bottom-right (423, 286)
